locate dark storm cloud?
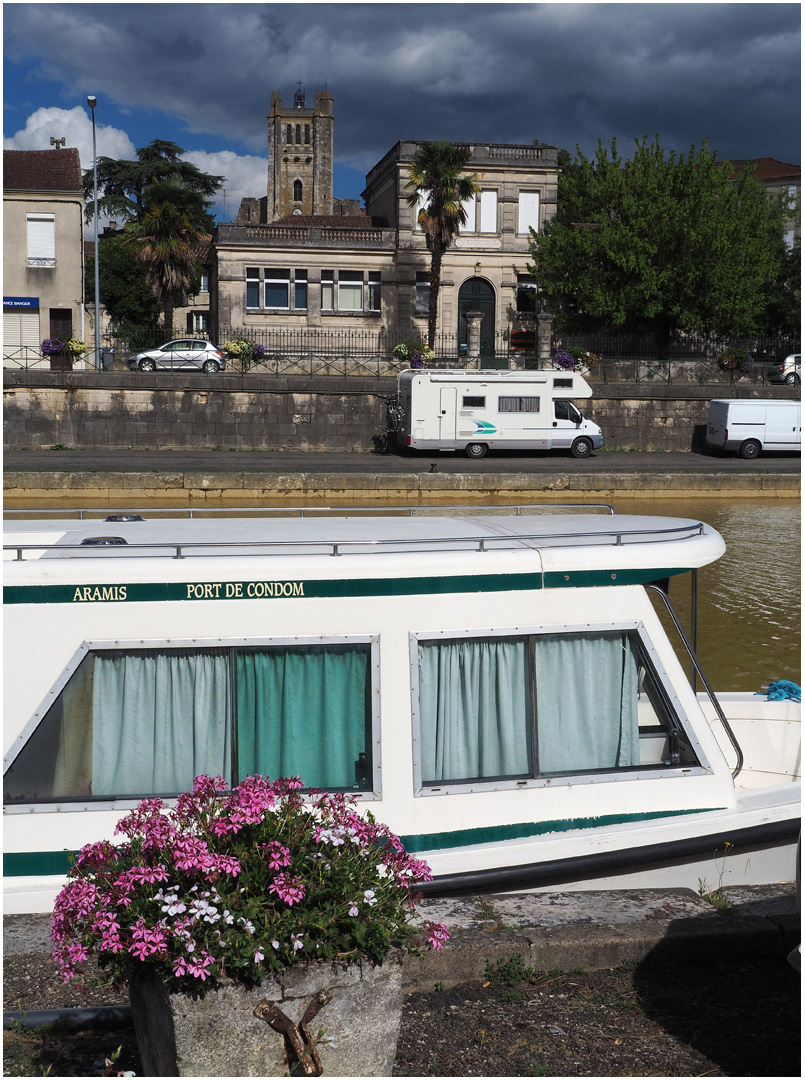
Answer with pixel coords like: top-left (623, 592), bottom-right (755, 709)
top-left (3, 2), bottom-right (800, 173)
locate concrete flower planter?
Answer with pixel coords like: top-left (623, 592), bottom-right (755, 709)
top-left (129, 950), bottom-right (404, 1077)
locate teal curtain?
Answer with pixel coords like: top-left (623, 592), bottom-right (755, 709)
top-left (418, 638), bottom-right (530, 782)
top-left (535, 632), bottom-right (639, 774)
top-left (91, 650), bottom-right (231, 796)
top-left (235, 645), bottom-right (370, 789)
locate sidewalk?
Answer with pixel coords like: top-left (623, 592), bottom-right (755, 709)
top-left (4, 884), bottom-right (798, 1018)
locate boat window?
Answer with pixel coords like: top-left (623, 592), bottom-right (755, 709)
top-left (414, 629), bottom-right (699, 790)
top-left (4, 643), bottom-right (374, 804)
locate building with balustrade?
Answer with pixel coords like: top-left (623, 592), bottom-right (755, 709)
top-left (210, 88), bottom-right (559, 361)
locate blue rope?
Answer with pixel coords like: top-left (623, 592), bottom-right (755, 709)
top-left (758, 680), bottom-right (801, 702)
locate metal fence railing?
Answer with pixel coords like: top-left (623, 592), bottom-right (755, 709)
top-left (4, 328), bottom-right (799, 385)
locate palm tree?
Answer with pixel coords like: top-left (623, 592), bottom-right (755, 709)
top-left (126, 181), bottom-right (207, 334)
top-left (405, 141), bottom-right (479, 351)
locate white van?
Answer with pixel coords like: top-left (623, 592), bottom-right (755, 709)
top-left (705, 399), bottom-right (801, 458)
top-left (393, 369), bottom-right (604, 458)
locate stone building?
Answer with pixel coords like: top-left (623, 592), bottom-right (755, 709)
top-left (3, 148), bottom-right (85, 367)
top-left (211, 88), bottom-right (558, 362)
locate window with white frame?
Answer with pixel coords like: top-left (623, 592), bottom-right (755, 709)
top-left (518, 191), bottom-right (540, 235)
top-left (458, 194), bottom-right (476, 233)
top-left (367, 272), bottom-right (381, 312)
top-left (415, 272), bottom-right (430, 316)
top-left (246, 268), bottom-right (260, 309)
top-left (479, 190), bottom-right (498, 233)
top-left (412, 626), bottom-right (701, 791)
top-left (321, 270), bottom-right (334, 311)
top-left (516, 274), bottom-right (538, 313)
top-left (264, 269), bottom-right (291, 309)
top-left (27, 214), bottom-right (56, 266)
top-left (294, 270), bottom-right (308, 310)
top-left (338, 270), bottom-right (363, 311)
top-left (4, 639), bottom-right (377, 802)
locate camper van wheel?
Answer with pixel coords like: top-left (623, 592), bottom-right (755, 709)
top-left (465, 442), bottom-right (488, 459)
top-left (739, 439), bottom-right (761, 460)
top-left (571, 437), bottom-right (593, 459)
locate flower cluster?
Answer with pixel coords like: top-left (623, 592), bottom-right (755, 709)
top-left (52, 774), bottom-right (448, 995)
top-left (222, 339), bottom-right (266, 369)
top-left (553, 346), bottom-right (599, 372)
top-left (40, 338), bottom-right (66, 356)
top-left (65, 339), bottom-right (86, 357)
top-left (717, 349), bottom-right (754, 376)
top-left (393, 339), bottom-right (434, 369)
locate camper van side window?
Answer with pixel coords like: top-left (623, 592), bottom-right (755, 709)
top-left (462, 396), bottom-right (486, 408)
top-left (4, 643), bottom-right (375, 804)
top-left (499, 396), bottom-right (540, 413)
top-left (414, 629), bottom-right (699, 791)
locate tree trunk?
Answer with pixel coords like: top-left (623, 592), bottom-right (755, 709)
top-left (427, 245), bottom-right (444, 352)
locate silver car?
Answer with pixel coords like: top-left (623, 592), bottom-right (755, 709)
top-left (129, 339), bottom-right (226, 374)
top-left (767, 352), bottom-right (801, 385)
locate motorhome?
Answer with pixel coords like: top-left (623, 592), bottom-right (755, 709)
top-left (392, 369), bottom-right (603, 458)
top-left (3, 507), bottom-right (800, 914)
top-left (705, 399), bottom-right (801, 459)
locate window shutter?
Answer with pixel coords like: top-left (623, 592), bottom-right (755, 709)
top-left (27, 215), bottom-right (56, 261)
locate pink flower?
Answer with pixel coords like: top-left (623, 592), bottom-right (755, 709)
top-left (261, 841), bottom-right (292, 871)
top-left (268, 873), bottom-right (306, 906)
top-left (425, 921), bottom-right (450, 950)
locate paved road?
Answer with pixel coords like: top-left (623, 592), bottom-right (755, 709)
top-left (3, 448), bottom-right (801, 475)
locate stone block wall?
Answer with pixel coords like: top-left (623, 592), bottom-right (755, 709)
top-left (3, 371), bottom-right (799, 453)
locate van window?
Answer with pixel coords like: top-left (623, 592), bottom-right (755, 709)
top-left (462, 396), bottom-right (486, 408)
top-left (555, 401), bottom-right (582, 423)
top-left (499, 396), bottom-right (540, 413)
top-left (4, 642), bottom-right (375, 802)
top-left (414, 628), bottom-right (700, 790)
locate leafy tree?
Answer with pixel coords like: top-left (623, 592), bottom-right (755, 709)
top-left (124, 180), bottom-right (207, 333)
top-left (529, 137), bottom-right (785, 359)
top-left (85, 235), bottom-right (161, 333)
top-left (83, 139), bottom-right (222, 229)
top-left (405, 141), bottom-right (479, 349)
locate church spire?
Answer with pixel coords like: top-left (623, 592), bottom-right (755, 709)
top-left (294, 81), bottom-right (305, 109)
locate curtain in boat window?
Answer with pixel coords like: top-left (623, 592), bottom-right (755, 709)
top-left (535, 632), bottom-right (639, 773)
top-left (418, 638), bottom-right (530, 783)
top-left (91, 651), bottom-right (231, 796)
top-left (235, 645), bottom-right (370, 789)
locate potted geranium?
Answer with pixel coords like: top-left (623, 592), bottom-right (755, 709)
top-left (553, 346), bottom-right (599, 375)
top-left (65, 338), bottom-right (86, 366)
top-left (717, 348), bottom-right (755, 381)
top-left (392, 339), bottom-right (434, 369)
top-left (52, 774), bottom-right (448, 1077)
top-left (41, 337), bottom-right (69, 371)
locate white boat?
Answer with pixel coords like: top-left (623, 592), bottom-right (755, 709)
top-left (3, 506), bottom-right (800, 914)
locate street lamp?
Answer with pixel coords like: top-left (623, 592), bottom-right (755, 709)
top-left (87, 96), bottom-right (100, 371)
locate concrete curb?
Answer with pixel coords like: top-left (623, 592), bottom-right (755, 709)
top-left (403, 886), bottom-right (799, 993)
top-left (3, 469), bottom-right (800, 506)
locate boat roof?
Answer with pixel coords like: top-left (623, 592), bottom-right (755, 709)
top-left (3, 509), bottom-right (725, 583)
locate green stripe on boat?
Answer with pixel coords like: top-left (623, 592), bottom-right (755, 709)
top-left (399, 807), bottom-right (725, 853)
top-left (3, 567), bottom-right (691, 606)
top-left (5, 807), bottom-right (725, 876)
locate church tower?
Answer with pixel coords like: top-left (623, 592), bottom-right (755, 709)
top-left (267, 84), bottom-right (334, 221)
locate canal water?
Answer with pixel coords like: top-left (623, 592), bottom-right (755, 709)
top-left (610, 497), bottom-right (800, 694)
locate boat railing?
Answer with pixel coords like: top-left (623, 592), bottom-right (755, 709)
top-left (645, 584), bottom-right (744, 779)
top-left (5, 520), bottom-right (706, 561)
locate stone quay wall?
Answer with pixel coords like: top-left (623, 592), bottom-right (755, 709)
top-left (3, 371), bottom-right (800, 453)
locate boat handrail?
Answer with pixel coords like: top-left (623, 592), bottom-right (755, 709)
top-left (645, 584), bottom-right (744, 779)
top-left (5, 521), bottom-right (706, 561)
top-left (3, 503), bottom-right (616, 520)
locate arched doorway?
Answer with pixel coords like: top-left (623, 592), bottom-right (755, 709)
top-left (458, 278), bottom-right (499, 366)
